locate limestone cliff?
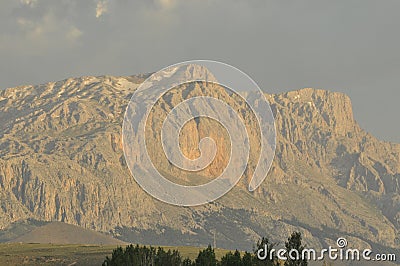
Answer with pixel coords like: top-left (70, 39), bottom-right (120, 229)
top-left (0, 73), bottom-right (399, 252)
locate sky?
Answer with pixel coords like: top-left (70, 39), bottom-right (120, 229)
top-left (0, 0), bottom-right (399, 143)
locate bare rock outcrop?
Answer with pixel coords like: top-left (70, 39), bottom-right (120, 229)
top-left (0, 72), bottom-right (399, 251)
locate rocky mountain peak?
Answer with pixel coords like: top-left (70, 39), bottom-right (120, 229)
top-left (0, 75), bottom-right (398, 253)
top-left (270, 88), bottom-right (356, 138)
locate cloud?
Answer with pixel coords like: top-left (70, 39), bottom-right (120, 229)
top-left (66, 26), bottom-right (83, 43)
top-left (1, 0), bottom-right (400, 142)
top-left (156, 0), bottom-right (177, 9)
top-left (20, 0), bottom-right (37, 7)
top-left (17, 17), bottom-right (35, 30)
top-left (16, 13), bottom-right (56, 41)
top-left (12, 9), bottom-right (83, 52)
top-left (96, 0), bottom-right (108, 18)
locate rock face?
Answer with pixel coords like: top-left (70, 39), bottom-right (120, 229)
top-left (0, 72), bottom-right (399, 252)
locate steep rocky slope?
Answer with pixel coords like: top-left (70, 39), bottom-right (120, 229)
top-left (0, 72), bottom-right (399, 253)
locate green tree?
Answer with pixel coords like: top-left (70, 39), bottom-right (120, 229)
top-left (284, 232), bottom-right (307, 266)
top-left (242, 251), bottom-right (254, 266)
top-left (195, 245), bottom-right (217, 266)
top-left (155, 247), bottom-right (182, 265)
top-left (103, 244), bottom-right (183, 266)
top-left (182, 257), bottom-right (194, 266)
top-left (220, 250), bottom-right (242, 266)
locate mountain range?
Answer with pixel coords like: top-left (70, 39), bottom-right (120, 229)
top-left (0, 68), bottom-right (398, 257)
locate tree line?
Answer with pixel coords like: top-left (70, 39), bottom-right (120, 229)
top-left (103, 231), bottom-right (314, 265)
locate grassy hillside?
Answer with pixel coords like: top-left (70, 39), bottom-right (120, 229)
top-left (10, 222), bottom-right (126, 245)
top-left (0, 243), bottom-right (232, 266)
top-left (0, 243), bottom-right (120, 266)
top-left (0, 219), bottom-right (48, 243)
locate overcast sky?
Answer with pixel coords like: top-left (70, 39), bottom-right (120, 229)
top-left (1, 0), bottom-right (399, 143)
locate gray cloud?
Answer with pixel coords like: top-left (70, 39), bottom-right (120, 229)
top-left (0, 0), bottom-right (399, 143)
top-left (96, 0), bottom-right (108, 18)
top-left (20, 0), bottom-right (37, 8)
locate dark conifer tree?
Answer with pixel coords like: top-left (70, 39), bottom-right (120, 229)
top-left (284, 232), bottom-right (308, 266)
